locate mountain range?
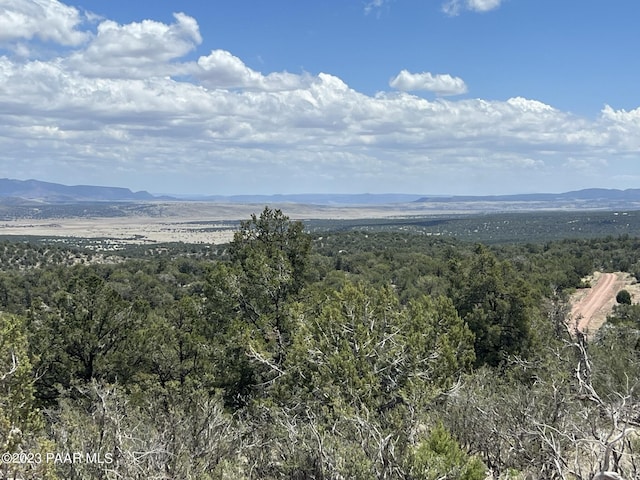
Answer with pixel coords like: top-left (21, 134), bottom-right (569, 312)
top-left (0, 178), bottom-right (156, 203)
top-left (1, 178), bottom-right (640, 208)
top-left (414, 188), bottom-right (640, 203)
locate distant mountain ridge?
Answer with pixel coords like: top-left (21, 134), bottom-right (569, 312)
top-left (1, 178), bottom-right (639, 207)
top-left (414, 188), bottom-right (640, 203)
top-left (0, 178), bottom-right (156, 203)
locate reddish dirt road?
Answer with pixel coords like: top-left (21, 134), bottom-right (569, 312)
top-left (569, 272), bottom-right (624, 336)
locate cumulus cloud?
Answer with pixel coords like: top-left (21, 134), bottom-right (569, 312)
top-left (442, 0), bottom-right (505, 16)
top-left (0, 0), bottom-right (89, 46)
top-left (601, 104), bottom-right (640, 124)
top-left (66, 12), bottom-right (201, 78)
top-left (389, 70), bottom-right (468, 96)
top-left (195, 49), bottom-right (311, 91)
top-left (0, 0), bottom-right (639, 194)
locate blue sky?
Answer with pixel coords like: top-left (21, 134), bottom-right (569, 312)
top-left (0, 0), bottom-right (639, 195)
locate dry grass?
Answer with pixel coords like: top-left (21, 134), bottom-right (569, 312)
top-left (0, 201), bottom-right (467, 245)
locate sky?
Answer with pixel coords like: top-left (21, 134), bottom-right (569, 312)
top-left (0, 0), bottom-right (639, 195)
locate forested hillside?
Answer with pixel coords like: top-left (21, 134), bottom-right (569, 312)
top-left (1, 208), bottom-right (639, 479)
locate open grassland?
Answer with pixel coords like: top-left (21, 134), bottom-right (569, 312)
top-left (2, 202), bottom-right (640, 248)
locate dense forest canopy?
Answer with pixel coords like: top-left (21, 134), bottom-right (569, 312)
top-left (1, 207), bottom-right (639, 479)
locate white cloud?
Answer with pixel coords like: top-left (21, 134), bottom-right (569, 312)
top-left (468, 0), bottom-right (504, 12)
top-left (0, 0), bottom-right (639, 194)
top-left (2, 44), bottom-right (637, 192)
top-left (196, 49), bottom-right (311, 91)
top-left (599, 105), bottom-right (640, 151)
top-left (389, 70), bottom-right (468, 96)
top-left (365, 0), bottom-right (386, 15)
top-left (601, 104), bottom-right (640, 124)
top-left (442, 0), bottom-right (505, 16)
top-left (66, 12), bottom-right (201, 78)
top-left (0, 0), bottom-right (89, 46)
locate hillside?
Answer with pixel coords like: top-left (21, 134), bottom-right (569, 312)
top-left (0, 178), bottom-right (156, 203)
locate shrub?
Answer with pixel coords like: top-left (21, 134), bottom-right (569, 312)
top-left (408, 422), bottom-right (486, 480)
top-left (616, 289), bottom-right (632, 305)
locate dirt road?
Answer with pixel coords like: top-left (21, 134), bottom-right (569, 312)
top-left (569, 272), bottom-right (625, 336)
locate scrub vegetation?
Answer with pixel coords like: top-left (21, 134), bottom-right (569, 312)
top-left (1, 207), bottom-right (639, 479)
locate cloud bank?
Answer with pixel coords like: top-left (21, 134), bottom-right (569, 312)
top-left (0, 0), bottom-right (638, 194)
